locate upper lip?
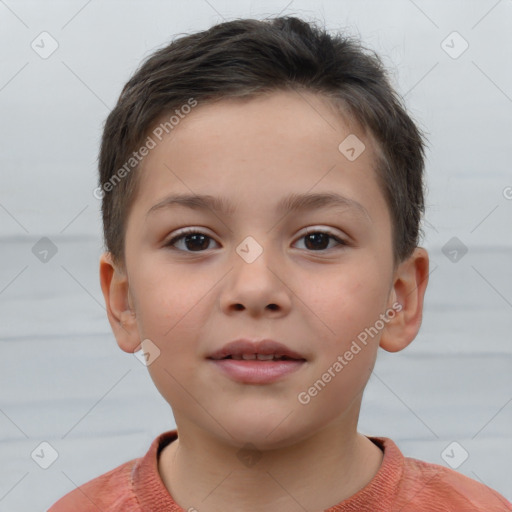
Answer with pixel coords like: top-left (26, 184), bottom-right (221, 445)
top-left (208, 339), bottom-right (306, 360)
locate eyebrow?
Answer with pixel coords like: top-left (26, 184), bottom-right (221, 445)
top-left (146, 191), bottom-right (371, 221)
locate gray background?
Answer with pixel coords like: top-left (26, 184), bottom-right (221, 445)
top-left (1, 0), bottom-right (511, 510)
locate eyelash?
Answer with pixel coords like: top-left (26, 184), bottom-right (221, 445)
top-left (165, 228), bottom-right (348, 252)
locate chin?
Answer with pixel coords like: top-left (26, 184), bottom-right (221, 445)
top-left (216, 409), bottom-right (312, 451)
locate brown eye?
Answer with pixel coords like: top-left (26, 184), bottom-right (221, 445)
top-left (166, 230), bottom-right (218, 252)
top-left (294, 230), bottom-right (347, 251)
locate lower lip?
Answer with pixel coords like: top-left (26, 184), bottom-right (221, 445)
top-left (208, 358), bottom-right (305, 384)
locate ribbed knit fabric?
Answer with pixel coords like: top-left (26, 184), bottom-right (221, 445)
top-left (49, 430), bottom-right (511, 511)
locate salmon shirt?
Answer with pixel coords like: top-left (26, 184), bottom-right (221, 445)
top-left (49, 430), bottom-right (511, 511)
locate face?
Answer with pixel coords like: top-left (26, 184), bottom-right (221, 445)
top-left (121, 91), bottom-right (398, 448)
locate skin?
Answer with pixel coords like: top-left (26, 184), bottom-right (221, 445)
top-left (100, 90), bottom-right (429, 512)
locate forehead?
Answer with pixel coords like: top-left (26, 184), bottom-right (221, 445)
top-left (153, 91), bottom-right (368, 155)
top-left (133, 90), bottom-right (387, 222)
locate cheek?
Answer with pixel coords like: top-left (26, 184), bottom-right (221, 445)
top-left (135, 265), bottom-right (207, 410)
top-left (308, 263), bottom-right (389, 345)
top-left (131, 261), bottom-right (209, 339)
top-left (296, 272), bottom-right (383, 417)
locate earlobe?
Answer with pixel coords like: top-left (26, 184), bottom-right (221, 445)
top-left (379, 247), bottom-right (429, 353)
top-left (99, 252), bottom-right (140, 353)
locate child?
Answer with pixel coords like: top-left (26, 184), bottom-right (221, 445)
top-left (49, 16), bottom-right (511, 512)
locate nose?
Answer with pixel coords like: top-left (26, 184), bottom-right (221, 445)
top-left (219, 244), bottom-right (292, 318)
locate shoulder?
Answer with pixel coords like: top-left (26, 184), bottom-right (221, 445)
top-left (396, 454), bottom-right (511, 511)
top-left (47, 430), bottom-right (178, 512)
top-left (48, 458), bottom-right (140, 512)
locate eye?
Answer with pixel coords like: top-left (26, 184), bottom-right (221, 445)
top-left (165, 228), bottom-right (347, 253)
top-left (165, 228), bottom-right (219, 252)
top-left (294, 229), bottom-right (347, 251)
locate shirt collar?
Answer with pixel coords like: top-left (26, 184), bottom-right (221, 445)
top-left (132, 431), bottom-right (404, 512)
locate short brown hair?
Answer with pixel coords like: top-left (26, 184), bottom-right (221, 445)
top-left (98, 16), bottom-right (426, 267)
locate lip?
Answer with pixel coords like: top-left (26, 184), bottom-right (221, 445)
top-left (207, 338), bottom-right (307, 384)
top-left (207, 338), bottom-right (306, 361)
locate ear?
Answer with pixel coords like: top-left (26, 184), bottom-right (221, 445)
top-left (99, 252), bottom-right (140, 353)
top-left (379, 247), bottom-right (429, 353)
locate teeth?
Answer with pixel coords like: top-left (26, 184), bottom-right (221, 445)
top-left (256, 354), bottom-right (275, 360)
top-left (227, 353), bottom-right (291, 361)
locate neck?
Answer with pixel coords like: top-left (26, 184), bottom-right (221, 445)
top-left (158, 418), bottom-right (383, 512)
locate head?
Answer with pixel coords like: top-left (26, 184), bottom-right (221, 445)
top-left (99, 17), bottom-right (429, 448)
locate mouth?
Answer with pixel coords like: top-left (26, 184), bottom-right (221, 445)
top-left (207, 338), bottom-right (307, 384)
top-left (207, 338), bottom-right (307, 361)
top-left (216, 354), bottom-right (301, 361)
